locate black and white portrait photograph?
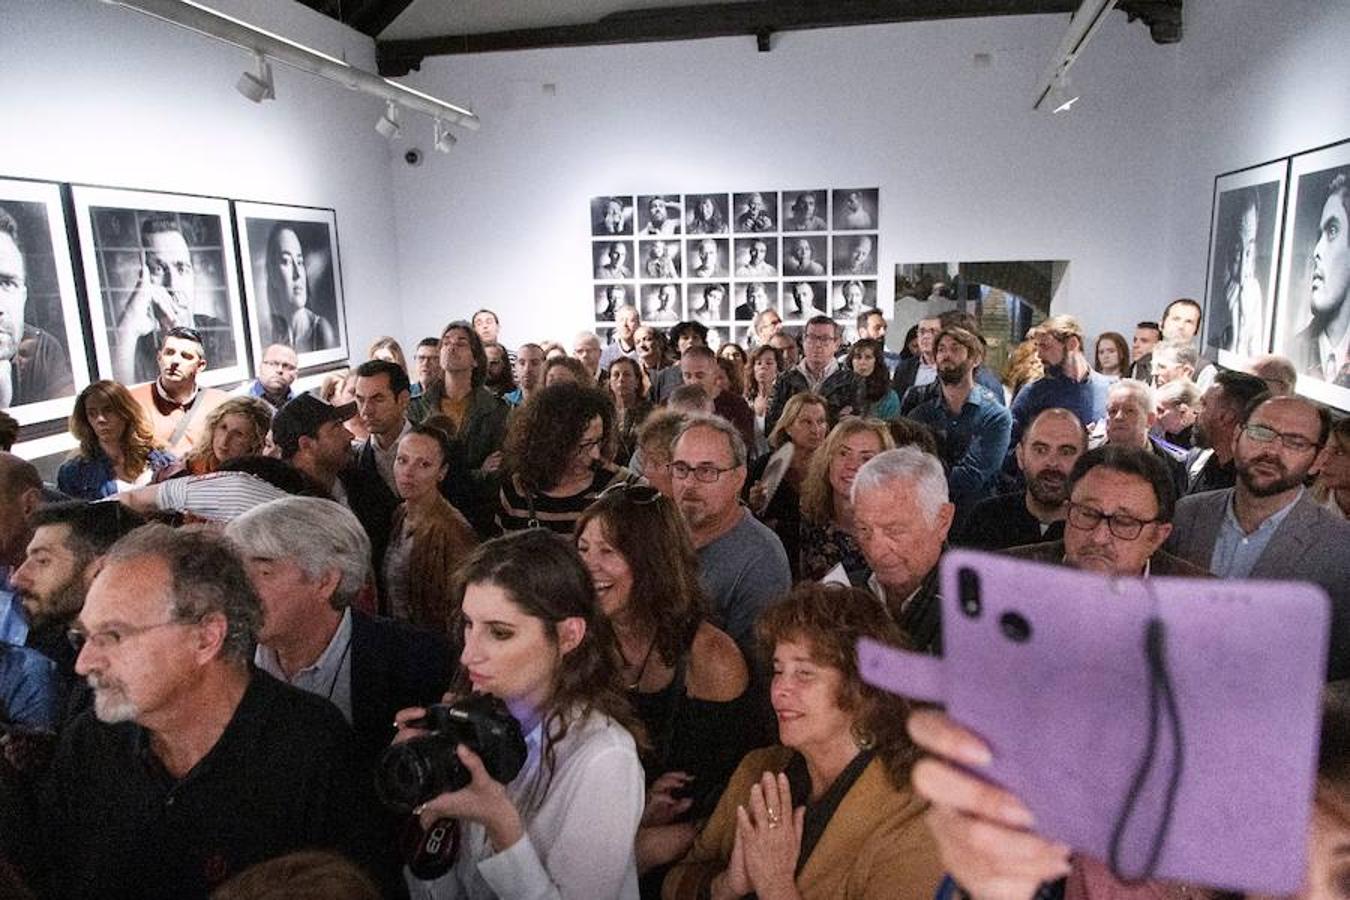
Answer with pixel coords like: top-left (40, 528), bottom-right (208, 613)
top-left (71, 186), bottom-right (246, 388)
top-left (643, 282), bottom-right (682, 323)
top-left (783, 190), bottom-right (829, 231)
top-left (783, 281), bottom-right (828, 320)
top-left (1203, 161), bottom-right (1286, 365)
top-left (638, 195), bottom-right (682, 236)
top-left (1274, 140), bottom-right (1350, 409)
top-left (236, 202), bottom-right (349, 371)
top-left (733, 281), bottom-right (778, 321)
top-left (686, 282), bottom-right (729, 323)
top-left (832, 280), bottom-right (877, 319)
top-left (733, 192), bottom-right (778, 233)
top-left (734, 237), bottom-right (778, 277)
top-left (594, 240), bottom-right (634, 280)
top-left (687, 237), bottom-right (728, 279)
top-left (832, 188), bottom-right (878, 230)
top-left (685, 193), bottom-right (729, 235)
top-left (594, 283), bottom-right (631, 322)
top-left (783, 236), bottom-right (828, 277)
top-left (833, 233), bottom-right (878, 277)
top-left (0, 178), bottom-right (90, 425)
top-left (639, 239), bottom-right (682, 280)
top-left (591, 195), bottom-right (634, 236)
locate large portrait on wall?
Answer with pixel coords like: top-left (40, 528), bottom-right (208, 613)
top-left (594, 240), bottom-right (634, 280)
top-left (1273, 140), bottom-right (1350, 410)
top-left (0, 178), bottom-right (90, 425)
top-left (783, 236), bottom-right (828, 277)
top-left (642, 283), bottom-right (682, 323)
top-left (685, 194), bottom-right (729, 235)
top-left (832, 189), bottom-right (878, 230)
top-left (236, 202), bottom-right (349, 371)
top-left (591, 195), bottom-right (634, 236)
top-left (71, 186), bottom-right (246, 388)
top-left (1203, 161), bottom-right (1287, 367)
top-left (783, 281), bottom-right (828, 320)
top-left (733, 281), bottom-right (778, 321)
top-left (783, 190), bottom-right (828, 232)
top-left (831, 280), bottom-right (877, 319)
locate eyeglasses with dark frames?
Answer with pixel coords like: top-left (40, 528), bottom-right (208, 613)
top-left (1241, 423), bottom-right (1320, 453)
top-left (67, 619), bottom-right (184, 653)
top-left (669, 461), bottom-right (738, 483)
top-left (1066, 502), bottom-right (1158, 541)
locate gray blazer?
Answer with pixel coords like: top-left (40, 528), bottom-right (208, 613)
top-left (1166, 488), bottom-right (1350, 680)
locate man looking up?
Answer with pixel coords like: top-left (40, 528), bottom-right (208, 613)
top-left (959, 408), bottom-right (1085, 550)
top-left (765, 315), bottom-right (862, 433)
top-left (1183, 369), bottom-right (1268, 495)
top-left (909, 326), bottom-right (1012, 520)
top-left (36, 524), bottom-right (374, 898)
top-left (850, 447), bottom-right (955, 655)
top-left (1006, 444), bottom-right (1205, 577)
top-left (1166, 395), bottom-right (1350, 679)
top-left (599, 304), bottom-right (642, 371)
top-left (129, 326), bottom-right (227, 456)
top-left (471, 308), bottom-right (500, 345)
top-left (671, 414), bottom-right (790, 657)
top-left (238, 343), bottom-right (299, 412)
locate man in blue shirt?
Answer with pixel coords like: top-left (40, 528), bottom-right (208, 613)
top-left (1010, 315), bottom-right (1111, 447)
top-left (910, 327), bottom-right (1012, 525)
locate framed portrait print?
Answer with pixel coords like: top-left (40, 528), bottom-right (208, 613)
top-left (591, 195), bottom-right (634, 237)
top-left (637, 196), bottom-right (682, 236)
top-left (0, 177), bottom-right (90, 425)
top-left (594, 283), bottom-right (632, 322)
top-left (1273, 139), bottom-right (1350, 410)
top-left (832, 189), bottom-right (878, 230)
top-left (71, 186), bottom-right (247, 388)
top-left (732, 192), bottom-right (778, 233)
top-left (783, 190), bottom-right (829, 232)
top-left (685, 194), bottom-right (729, 235)
top-left (235, 202), bottom-right (350, 372)
top-left (832, 233), bottom-right (878, 277)
top-left (1202, 160), bottom-right (1287, 368)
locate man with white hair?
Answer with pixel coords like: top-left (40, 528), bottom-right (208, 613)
top-left (599, 304), bottom-right (642, 371)
top-left (1150, 340), bottom-right (1200, 387)
top-left (849, 446), bottom-right (955, 655)
top-left (572, 331), bottom-right (602, 383)
top-left (1100, 379), bottom-right (1187, 497)
top-left (225, 496), bottom-right (452, 769)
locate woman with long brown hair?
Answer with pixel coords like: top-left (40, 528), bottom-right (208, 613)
top-left (58, 380), bottom-right (174, 499)
top-left (746, 392), bottom-right (828, 579)
top-left (606, 355), bottom-right (653, 463)
top-left (393, 529), bottom-right (646, 898)
top-left (798, 417), bottom-right (895, 581)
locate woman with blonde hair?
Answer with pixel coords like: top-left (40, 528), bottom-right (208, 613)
top-left (58, 381), bottom-right (175, 499)
top-left (746, 392), bottom-right (828, 580)
top-left (798, 417), bottom-right (895, 581)
top-left (155, 395), bottom-right (273, 481)
top-left (367, 336), bottom-right (408, 372)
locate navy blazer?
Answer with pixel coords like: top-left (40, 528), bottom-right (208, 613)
top-left (349, 609), bottom-right (455, 769)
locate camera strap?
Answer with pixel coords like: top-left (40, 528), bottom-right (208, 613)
top-left (1107, 616), bottom-right (1185, 883)
top-left (403, 816), bottom-right (461, 882)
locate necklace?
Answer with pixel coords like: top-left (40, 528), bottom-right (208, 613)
top-left (620, 635), bottom-right (658, 690)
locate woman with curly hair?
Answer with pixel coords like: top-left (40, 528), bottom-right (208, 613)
top-left (382, 419), bottom-right (479, 629)
top-left (153, 395), bottom-right (272, 482)
top-left (498, 381), bottom-right (636, 534)
top-left (798, 417), bottom-right (894, 582)
top-left (58, 380), bottom-right (175, 499)
top-left (1003, 329), bottom-right (1045, 403)
top-left (393, 529), bottom-right (646, 899)
top-left (576, 485), bottom-right (753, 894)
top-left (744, 344), bottom-right (782, 457)
top-left (607, 355), bottom-right (653, 463)
top-left (664, 582), bottom-right (942, 900)
top-left (848, 338), bottom-right (900, 420)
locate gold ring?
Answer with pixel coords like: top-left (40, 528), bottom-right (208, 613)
top-left (766, 809), bottom-right (782, 828)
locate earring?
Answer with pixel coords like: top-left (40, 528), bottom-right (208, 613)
top-left (851, 723), bottom-right (875, 751)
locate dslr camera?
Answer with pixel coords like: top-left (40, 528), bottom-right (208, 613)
top-left (376, 693), bottom-right (528, 813)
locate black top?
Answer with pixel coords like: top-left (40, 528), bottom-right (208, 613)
top-left (745, 453), bottom-right (802, 581)
top-left (34, 669), bottom-right (375, 899)
top-left (956, 491), bottom-right (1065, 551)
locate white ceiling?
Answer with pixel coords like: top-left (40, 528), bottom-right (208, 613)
top-left (380, 0), bottom-right (760, 41)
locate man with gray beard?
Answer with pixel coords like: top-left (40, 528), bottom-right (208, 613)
top-left (957, 408), bottom-right (1086, 550)
top-left (29, 525), bottom-right (377, 898)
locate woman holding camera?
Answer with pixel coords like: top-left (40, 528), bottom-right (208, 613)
top-left (394, 529), bottom-right (646, 899)
top-left (575, 484), bottom-right (754, 896)
top-left (663, 583), bottom-right (942, 900)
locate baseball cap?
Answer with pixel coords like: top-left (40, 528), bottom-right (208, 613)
top-left (270, 393), bottom-right (356, 456)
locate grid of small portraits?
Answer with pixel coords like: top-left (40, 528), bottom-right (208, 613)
top-left (590, 189), bottom-right (879, 348)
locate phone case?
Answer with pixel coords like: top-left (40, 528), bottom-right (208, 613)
top-left (858, 549), bottom-right (1329, 894)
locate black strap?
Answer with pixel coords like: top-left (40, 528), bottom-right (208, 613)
top-left (166, 389), bottom-right (206, 448)
top-left (1108, 616), bottom-right (1185, 882)
top-left (654, 651), bottom-right (690, 775)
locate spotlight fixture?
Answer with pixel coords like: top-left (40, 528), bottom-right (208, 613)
top-left (235, 51), bottom-right (274, 103)
top-left (375, 102), bottom-right (401, 140)
top-left (433, 119), bottom-right (457, 154)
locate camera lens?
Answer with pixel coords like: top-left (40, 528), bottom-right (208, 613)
top-left (375, 736), bottom-right (468, 813)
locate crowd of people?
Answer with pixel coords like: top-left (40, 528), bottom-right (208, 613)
top-left (0, 295), bottom-right (1346, 900)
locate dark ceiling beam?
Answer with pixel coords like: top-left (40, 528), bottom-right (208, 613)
top-left (377, 0), bottom-right (1091, 76)
top-left (1116, 0), bottom-right (1183, 44)
top-left (293, 0), bottom-right (418, 38)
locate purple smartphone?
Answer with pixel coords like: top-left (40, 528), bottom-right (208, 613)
top-left (858, 549), bottom-right (1329, 894)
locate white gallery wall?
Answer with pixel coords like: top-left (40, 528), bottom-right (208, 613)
top-left (388, 11), bottom-right (1184, 348)
top-left (0, 0), bottom-right (406, 381)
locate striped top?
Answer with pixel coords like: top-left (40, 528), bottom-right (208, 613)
top-left (497, 465), bottom-right (638, 534)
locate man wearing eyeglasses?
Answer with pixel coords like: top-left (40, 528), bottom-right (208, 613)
top-left (764, 315), bottom-right (864, 434)
top-left (35, 524), bottom-right (378, 898)
top-left (235, 342), bottom-right (299, 412)
top-left (1166, 395), bottom-right (1350, 680)
top-left (670, 414), bottom-right (790, 657)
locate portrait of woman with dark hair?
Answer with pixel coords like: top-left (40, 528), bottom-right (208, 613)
top-left (264, 222), bottom-right (338, 353)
